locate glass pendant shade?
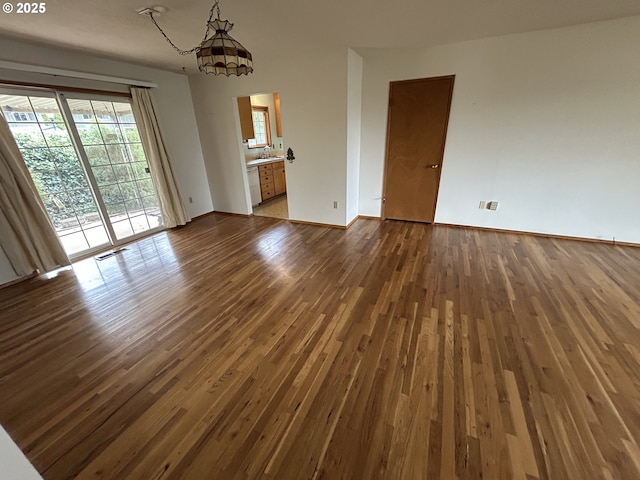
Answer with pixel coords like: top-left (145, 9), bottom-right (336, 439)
top-left (197, 19), bottom-right (253, 76)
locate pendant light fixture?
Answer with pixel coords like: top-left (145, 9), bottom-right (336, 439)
top-left (139, 1), bottom-right (253, 76)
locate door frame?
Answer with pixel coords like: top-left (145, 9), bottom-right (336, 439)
top-left (381, 75), bottom-right (455, 222)
top-left (236, 92), bottom-right (288, 218)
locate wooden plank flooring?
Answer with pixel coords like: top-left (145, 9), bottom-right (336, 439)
top-left (1, 214), bottom-right (639, 479)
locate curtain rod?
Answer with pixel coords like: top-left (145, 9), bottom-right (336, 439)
top-left (0, 81), bottom-right (132, 98)
top-left (0, 60), bottom-right (158, 88)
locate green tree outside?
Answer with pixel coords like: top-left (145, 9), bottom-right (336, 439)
top-left (13, 120), bottom-right (159, 228)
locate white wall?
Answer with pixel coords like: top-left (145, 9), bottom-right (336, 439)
top-left (189, 46), bottom-right (349, 225)
top-left (346, 49), bottom-right (363, 225)
top-left (0, 36), bottom-right (213, 219)
top-left (359, 15), bottom-right (640, 243)
top-left (0, 425), bottom-right (42, 480)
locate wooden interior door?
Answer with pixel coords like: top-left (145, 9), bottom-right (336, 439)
top-left (382, 76), bottom-right (455, 223)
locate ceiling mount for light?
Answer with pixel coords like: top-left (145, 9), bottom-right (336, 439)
top-left (137, 5), bottom-right (167, 17)
top-left (139, 0), bottom-right (253, 76)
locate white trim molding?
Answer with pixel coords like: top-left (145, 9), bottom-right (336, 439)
top-left (0, 60), bottom-right (158, 88)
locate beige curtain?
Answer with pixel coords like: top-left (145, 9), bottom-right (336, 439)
top-left (0, 114), bottom-right (70, 277)
top-left (130, 87), bottom-right (190, 228)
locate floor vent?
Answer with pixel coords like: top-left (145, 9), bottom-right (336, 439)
top-left (95, 248), bottom-right (128, 261)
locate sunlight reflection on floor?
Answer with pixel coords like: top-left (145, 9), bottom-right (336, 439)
top-left (71, 233), bottom-right (182, 295)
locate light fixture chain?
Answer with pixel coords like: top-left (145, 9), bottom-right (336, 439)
top-left (205, 0), bottom-right (220, 32)
top-left (147, 0), bottom-right (221, 55)
top-left (143, 0), bottom-right (252, 75)
top-left (148, 14), bottom-right (197, 55)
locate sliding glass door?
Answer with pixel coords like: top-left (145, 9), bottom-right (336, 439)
top-left (0, 92), bottom-right (111, 256)
top-left (0, 88), bottom-right (163, 258)
top-left (66, 98), bottom-right (162, 240)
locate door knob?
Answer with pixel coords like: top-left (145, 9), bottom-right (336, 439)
top-left (426, 164), bottom-right (439, 169)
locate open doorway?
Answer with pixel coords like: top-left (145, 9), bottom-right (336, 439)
top-left (238, 92), bottom-right (288, 220)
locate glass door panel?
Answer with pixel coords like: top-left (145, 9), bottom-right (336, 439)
top-left (67, 98), bottom-right (163, 240)
top-left (0, 93), bottom-right (110, 256)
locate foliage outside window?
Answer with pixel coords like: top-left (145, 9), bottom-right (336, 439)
top-left (247, 106), bottom-right (271, 149)
top-left (1, 92), bottom-right (164, 254)
top-left (11, 124), bottom-right (153, 224)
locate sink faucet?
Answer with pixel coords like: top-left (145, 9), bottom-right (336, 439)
top-left (262, 146), bottom-right (271, 159)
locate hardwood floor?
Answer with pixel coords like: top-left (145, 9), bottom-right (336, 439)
top-left (1, 214), bottom-right (639, 479)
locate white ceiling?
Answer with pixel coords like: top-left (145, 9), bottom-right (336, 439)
top-left (1, 0), bottom-right (640, 73)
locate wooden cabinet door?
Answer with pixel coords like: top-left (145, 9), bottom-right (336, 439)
top-left (273, 93), bottom-right (283, 137)
top-left (273, 161), bottom-right (286, 196)
top-left (237, 96), bottom-right (255, 140)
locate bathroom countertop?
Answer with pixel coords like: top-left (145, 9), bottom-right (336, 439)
top-left (246, 156), bottom-right (285, 167)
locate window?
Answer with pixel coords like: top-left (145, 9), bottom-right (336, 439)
top-left (0, 89), bottom-right (164, 258)
top-left (247, 106), bottom-right (271, 149)
top-left (67, 98), bottom-right (163, 241)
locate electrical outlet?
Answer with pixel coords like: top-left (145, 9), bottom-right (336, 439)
top-left (333, 201), bottom-right (339, 209)
top-left (479, 201), bottom-right (486, 209)
top-left (189, 196), bottom-right (193, 204)
top-left (487, 201), bottom-right (499, 211)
